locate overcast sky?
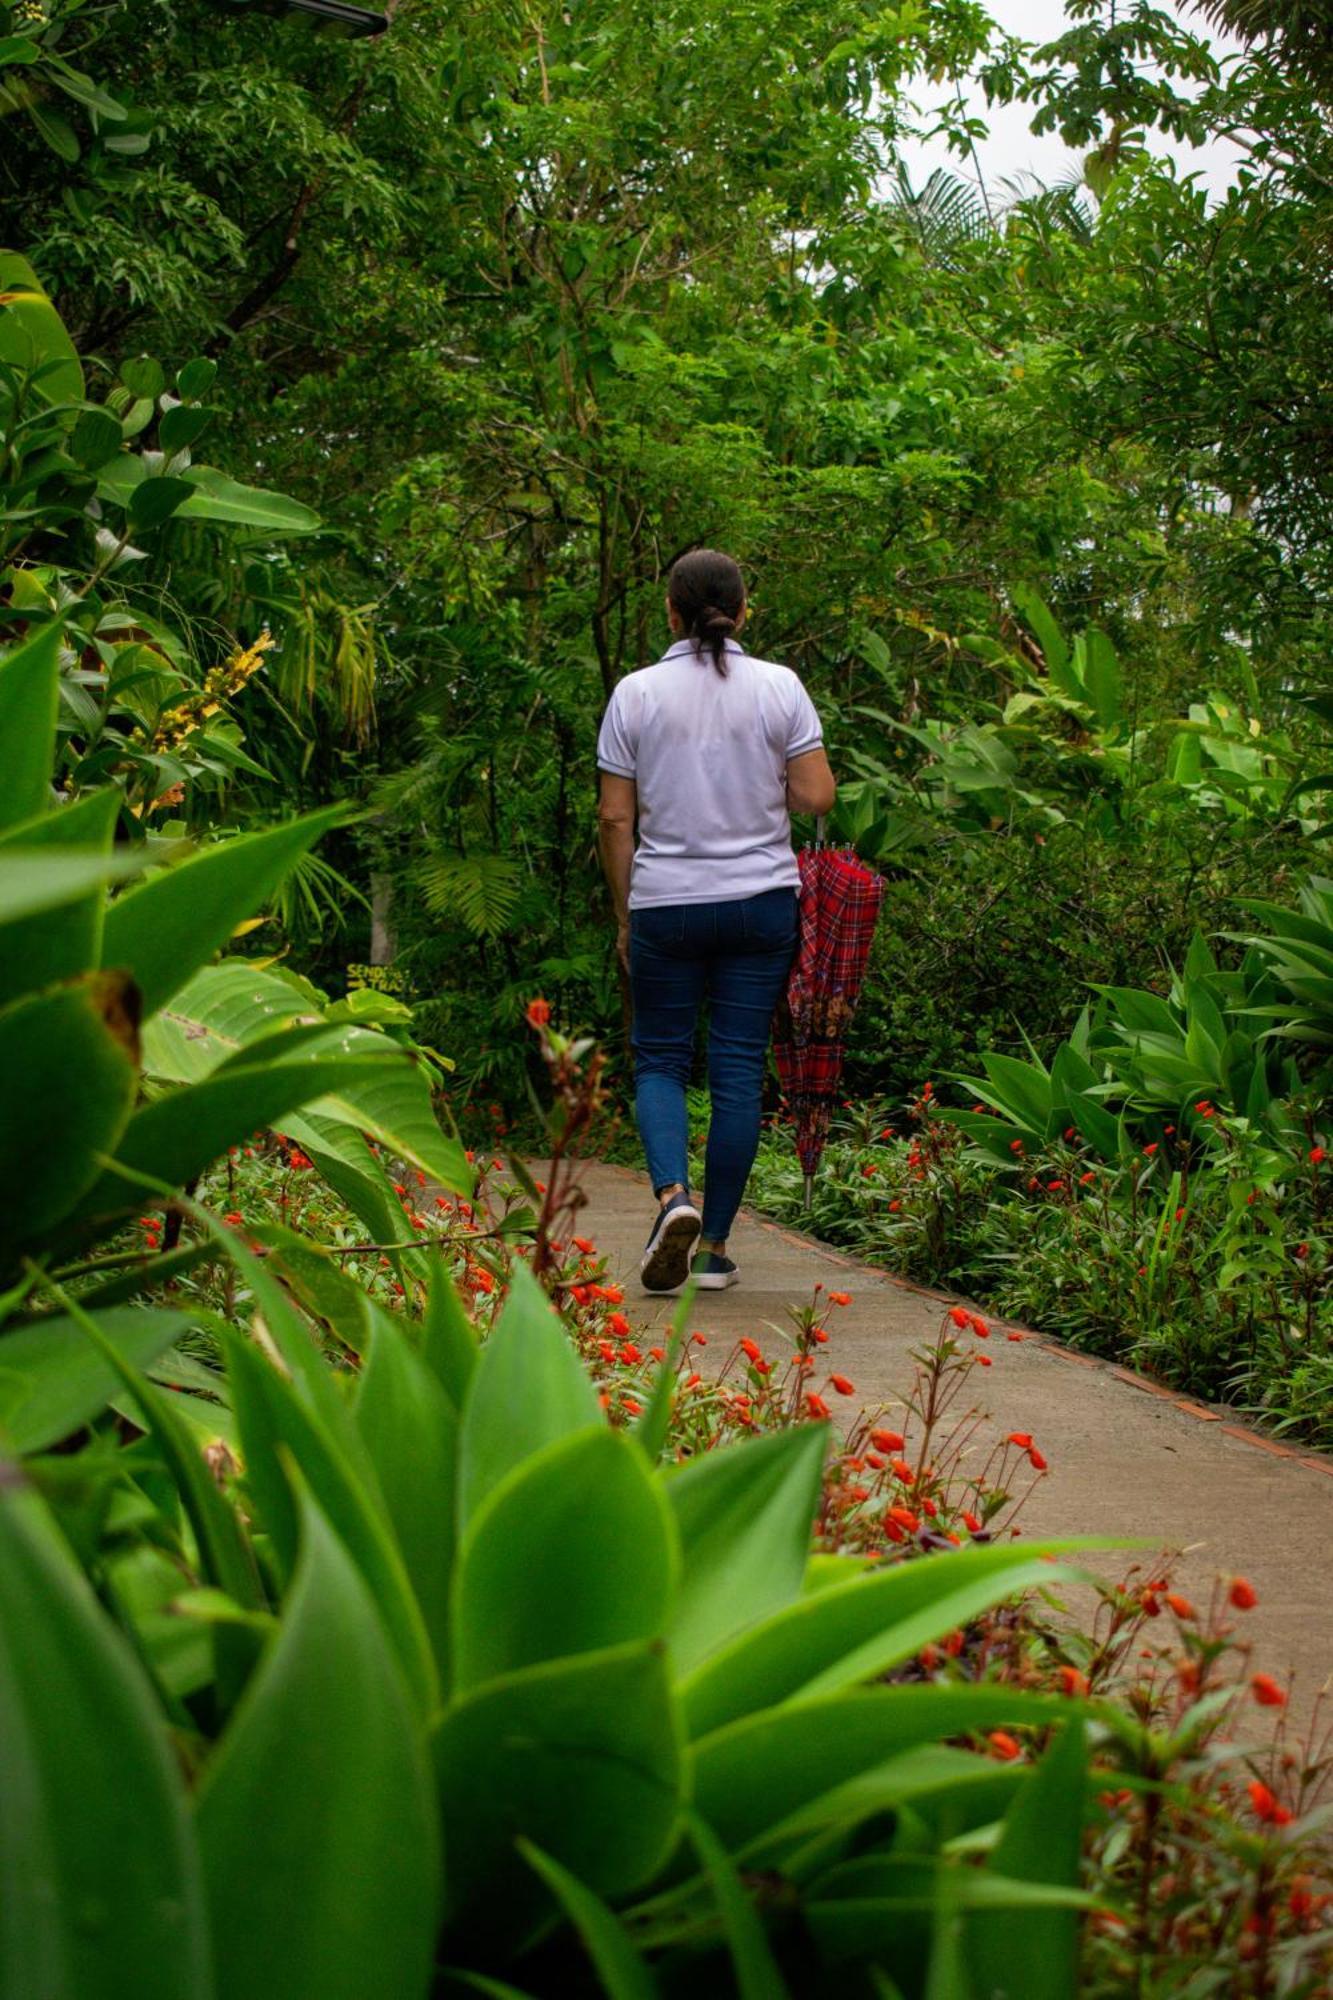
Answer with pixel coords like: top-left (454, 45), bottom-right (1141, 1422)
top-left (898, 0), bottom-right (1248, 205)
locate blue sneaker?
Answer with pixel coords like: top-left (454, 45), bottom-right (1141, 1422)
top-left (691, 1251), bottom-right (739, 1291)
top-left (640, 1190), bottom-right (702, 1292)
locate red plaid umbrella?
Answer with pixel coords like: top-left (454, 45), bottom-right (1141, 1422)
top-left (773, 828), bottom-right (884, 1207)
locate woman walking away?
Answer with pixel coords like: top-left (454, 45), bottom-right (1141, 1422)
top-left (596, 549), bottom-right (836, 1294)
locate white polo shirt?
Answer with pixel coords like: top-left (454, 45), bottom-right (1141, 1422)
top-left (596, 638), bottom-right (824, 909)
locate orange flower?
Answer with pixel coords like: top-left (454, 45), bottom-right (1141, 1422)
top-left (1230, 1576), bottom-right (1258, 1611)
top-left (1028, 1447), bottom-right (1048, 1471)
top-left (1165, 1593), bottom-right (1196, 1620)
top-left (1252, 1672), bottom-right (1288, 1708)
top-left (622, 1397), bottom-right (642, 1418)
top-left (1007, 1432), bottom-right (1033, 1450)
top-left (947, 1305), bottom-right (970, 1329)
top-left (806, 1392), bottom-right (831, 1420)
top-left (1057, 1665), bottom-right (1089, 1696)
top-left (619, 1343), bottom-right (642, 1365)
top-left (988, 1731), bottom-right (1022, 1762)
top-left (827, 1290), bottom-right (852, 1307)
top-left (1289, 1876), bottom-right (1318, 1920)
top-left (1247, 1779), bottom-right (1292, 1825)
top-left (525, 997), bottom-right (551, 1028)
top-left (962, 1510), bottom-right (982, 1534)
top-left (573, 1236), bottom-right (596, 1255)
top-left (969, 1314), bottom-right (990, 1337)
top-left (976, 1354), bottom-right (992, 1367)
top-left (886, 1505), bottom-right (919, 1534)
top-left (607, 1312), bottom-right (630, 1338)
top-left (740, 1337), bottom-right (763, 1364)
top-left (829, 1373), bottom-right (856, 1396)
top-left (890, 1457), bottom-right (914, 1484)
top-left (871, 1428), bottom-right (905, 1452)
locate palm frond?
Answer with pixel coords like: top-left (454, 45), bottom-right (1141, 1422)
top-left (417, 851), bottom-right (522, 936)
top-left (884, 163), bottom-right (993, 258)
top-left (1191, 0), bottom-right (1333, 78)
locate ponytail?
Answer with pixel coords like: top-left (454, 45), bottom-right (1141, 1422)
top-left (667, 549), bottom-right (746, 678)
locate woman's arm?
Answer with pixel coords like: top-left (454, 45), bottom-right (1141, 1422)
top-left (597, 772), bottom-right (637, 968)
top-left (786, 746), bottom-right (836, 816)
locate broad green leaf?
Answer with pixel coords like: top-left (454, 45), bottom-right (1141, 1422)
top-left (281, 1117), bottom-right (428, 1282)
top-left (64, 1054), bottom-right (405, 1239)
top-left (807, 1854), bottom-right (1095, 1969)
top-left (1011, 585), bottom-right (1068, 679)
top-left (752, 1743), bottom-right (1025, 1863)
top-left (1081, 627), bottom-right (1123, 730)
top-left (100, 809), bottom-right (343, 1018)
top-left (0, 973), bottom-right (138, 1262)
top-left (0, 622), bottom-right (60, 830)
top-left (254, 1224), bottom-right (374, 1354)
top-left (0, 1305), bottom-right (191, 1454)
top-left (0, 1475), bottom-right (211, 1998)
top-left (222, 1328), bottom-right (437, 1717)
top-left (128, 475), bottom-right (195, 533)
top-left (0, 274), bottom-right (83, 405)
top-left (0, 848), bottom-right (146, 929)
top-left (664, 1423), bottom-right (827, 1676)
top-left (0, 790), bottom-right (118, 1007)
top-left (691, 1687), bottom-right (1072, 1857)
top-left (140, 961), bottom-right (310, 1081)
top-left (435, 1640), bottom-right (683, 1944)
top-left (421, 1253), bottom-right (479, 1410)
top-left (300, 1053), bottom-right (471, 1197)
top-left (452, 1428), bottom-right (678, 1692)
top-left (631, 1293), bottom-right (689, 1463)
top-left (456, 1261), bottom-right (601, 1524)
top-left (687, 1810), bottom-right (791, 2000)
top-left (978, 1052), bottom-right (1054, 1136)
top-left (142, 960), bottom-right (472, 1196)
top-left (94, 456), bottom-right (320, 535)
top-left (177, 463), bottom-right (322, 534)
top-left (517, 1843), bottom-right (658, 2000)
top-left (195, 1497), bottom-right (440, 2000)
top-left (355, 1306), bottom-right (459, 1682)
top-left (681, 1544), bottom-right (1089, 1740)
top-left (966, 1720), bottom-right (1088, 2000)
top-left (56, 1290), bottom-right (263, 1706)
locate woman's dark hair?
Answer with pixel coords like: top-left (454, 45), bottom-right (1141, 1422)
top-left (667, 548), bottom-right (746, 677)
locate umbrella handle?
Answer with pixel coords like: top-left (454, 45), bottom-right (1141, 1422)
top-left (814, 814), bottom-right (827, 851)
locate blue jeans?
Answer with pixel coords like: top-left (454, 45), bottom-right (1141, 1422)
top-left (630, 888), bottom-right (798, 1243)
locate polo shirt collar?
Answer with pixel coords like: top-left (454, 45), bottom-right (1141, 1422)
top-left (663, 637), bottom-right (745, 660)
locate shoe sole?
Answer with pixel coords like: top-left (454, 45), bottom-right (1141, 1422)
top-left (640, 1208), bottom-right (702, 1292)
top-left (691, 1268), bottom-right (739, 1290)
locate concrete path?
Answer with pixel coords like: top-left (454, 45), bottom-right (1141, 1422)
top-left (565, 1160), bottom-right (1333, 1732)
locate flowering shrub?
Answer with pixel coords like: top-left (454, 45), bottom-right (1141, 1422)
top-left (745, 1080), bottom-right (1333, 1447)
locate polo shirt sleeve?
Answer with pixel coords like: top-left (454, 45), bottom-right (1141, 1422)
top-left (596, 682), bottom-right (637, 778)
top-left (785, 672), bottom-right (823, 759)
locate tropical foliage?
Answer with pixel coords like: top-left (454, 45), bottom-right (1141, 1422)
top-left (6, 0), bottom-right (1333, 1987)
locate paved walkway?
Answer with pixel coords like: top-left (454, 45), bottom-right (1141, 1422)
top-left (567, 1160), bottom-right (1333, 1733)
